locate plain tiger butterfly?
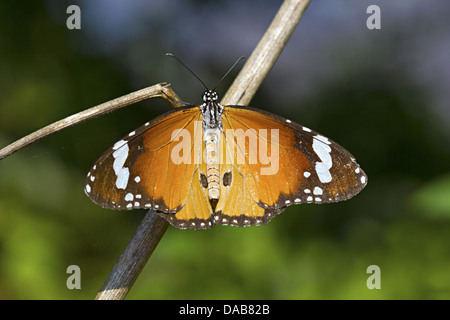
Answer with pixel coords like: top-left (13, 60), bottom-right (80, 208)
top-left (84, 56), bottom-right (367, 230)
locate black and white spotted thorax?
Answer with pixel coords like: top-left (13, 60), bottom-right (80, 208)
top-left (201, 90), bottom-right (223, 130)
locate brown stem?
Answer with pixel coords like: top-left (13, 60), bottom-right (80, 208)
top-left (0, 83), bottom-right (182, 161)
top-left (221, 0), bottom-right (311, 106)
top-left (94, 211), bottom-right (169, 300)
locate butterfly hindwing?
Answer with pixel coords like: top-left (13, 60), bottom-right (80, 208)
top-left (214, 149), bottom-right (266, 226)
top-left (163, 122), bottom-right (216, 229)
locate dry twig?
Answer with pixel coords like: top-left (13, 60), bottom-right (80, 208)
top-left (0, 84), bottom-right (183, 160)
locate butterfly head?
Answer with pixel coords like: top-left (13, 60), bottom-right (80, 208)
top-left (202, 90), bottom-right (219, 104)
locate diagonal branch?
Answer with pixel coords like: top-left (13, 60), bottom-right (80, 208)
top-left (221, 0), bottom-right (311, 106)
top-left (95, 0), bottom-right (311, 300)
top-left (0, 83), bottom-right (183, 161)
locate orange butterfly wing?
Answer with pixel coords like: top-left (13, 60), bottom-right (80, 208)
top-left (212, 106), bottom-right (367, 226)
top-left (86, 107), bottom-right (191, 206)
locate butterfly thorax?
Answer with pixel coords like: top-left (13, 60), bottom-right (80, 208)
top-left (200, 90), bottom-right (223, 201)
top-left (201, 90), bottom-right (223, 130)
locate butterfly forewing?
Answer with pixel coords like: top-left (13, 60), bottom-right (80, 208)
top-left (85, 106), bottom-right (202, 213)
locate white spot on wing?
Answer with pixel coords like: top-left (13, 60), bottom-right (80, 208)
top-left (113, 142), bottom-right (130, 189)
top-left (315, 162), bottom-right (332, 183)
top-left (315, 135), bottom-right (331, 145)
top-left (125, 193), bottom-right (134, 201)
top-left (313, 187), bottom-right (323, 195)
top-left (313, 138), bottom-right (332, 183)
top-left (113, 140), bottom-right (127, 150)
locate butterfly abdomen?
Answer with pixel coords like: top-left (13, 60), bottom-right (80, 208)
top-left (204, 128), bottom-right (221, 200)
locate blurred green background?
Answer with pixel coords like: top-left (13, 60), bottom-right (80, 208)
top-left (1, 0), bottom-right (449, 299)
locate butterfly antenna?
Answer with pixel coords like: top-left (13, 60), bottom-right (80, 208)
top-left (166, 53), bottom-right (208, 91)
top-left (212, 56), bottom-right (246, 91)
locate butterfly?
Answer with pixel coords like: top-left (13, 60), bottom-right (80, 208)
top-left (84, 59), bottom-right (367, 230)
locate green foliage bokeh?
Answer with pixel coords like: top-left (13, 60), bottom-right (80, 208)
top-left (0, 1), bottom-right (449, 299)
